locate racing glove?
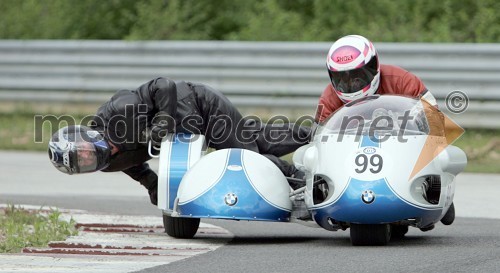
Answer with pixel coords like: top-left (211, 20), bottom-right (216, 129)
top-left (149, 111), bottom-right (174, 147)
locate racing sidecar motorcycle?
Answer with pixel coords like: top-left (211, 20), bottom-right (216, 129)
top-left (152, 95), bottom-right (467, 245)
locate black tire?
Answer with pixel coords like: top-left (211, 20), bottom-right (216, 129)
top-left (391, 225), bottom-right (409, 239)
top-left (163, 215), bottom-right (200, 239)
top-left (440, 202), bottom-right (455, 225)
top-left (350, 224), bottom-right (391, 246)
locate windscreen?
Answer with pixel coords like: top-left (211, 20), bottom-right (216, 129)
top-left (315, 95), bottom-right (431, 137)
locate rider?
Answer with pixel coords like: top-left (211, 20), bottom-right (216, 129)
top-left (315, 34), bottom-right (453, 227)
top-left (48, 78), bottom-right (311, 205)
top-left (315, 34), bottom-right (438, 122)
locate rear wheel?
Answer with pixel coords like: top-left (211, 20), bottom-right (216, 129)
top-left (350, 224), bottom-right (391, 246)
top-left (163, 215), bottom-right (200, 239)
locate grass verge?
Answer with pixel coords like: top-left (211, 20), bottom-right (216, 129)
top-left (0, 205), bottom-right (78, 253)
top-left (453, 129), bottom-right (500, 173)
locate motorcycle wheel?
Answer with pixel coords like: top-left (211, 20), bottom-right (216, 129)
top-left (440, 202), bottom-right (455, 225)
top-left (350, 224), bottom-right (391, 246)
top-left (163, 215), bottom-right (200, 239)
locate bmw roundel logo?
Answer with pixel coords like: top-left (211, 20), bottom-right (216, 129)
top-left (224, 193), bottom-right (238, 206)
top-left (361, 190), bottom-right (375, 204)
top-left (363, 147), bottom-right (376, 154)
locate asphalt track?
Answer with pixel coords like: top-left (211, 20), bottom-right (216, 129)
top-left (1, 151), bottom-right (500, 273)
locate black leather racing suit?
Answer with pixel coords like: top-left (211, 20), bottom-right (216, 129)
top-left (91, 77), bottom-right (311, 202)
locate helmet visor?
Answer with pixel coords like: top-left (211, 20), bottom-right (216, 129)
top-left (329, 56), bottom-right (378, 94)
top-left (70, 141), bottom-right (98, 173)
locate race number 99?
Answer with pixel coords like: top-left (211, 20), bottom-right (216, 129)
top-left (355, 154), bottom-right (383, 174)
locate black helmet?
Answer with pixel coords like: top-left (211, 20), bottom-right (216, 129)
top-left (48, 125), bottom-right (111, 174)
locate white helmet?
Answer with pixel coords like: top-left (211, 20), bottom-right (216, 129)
top-left (326, 35), bottom-right (380, 103)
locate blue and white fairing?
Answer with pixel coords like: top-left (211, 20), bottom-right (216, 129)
top-left (157, 134), bottom-right (206, 212)
top-left (311, 135), bottom-right (444, 228)
top-left (295, 95), bottom-right (467, 229)
top-left (174, 148), bottom-right (292, 222)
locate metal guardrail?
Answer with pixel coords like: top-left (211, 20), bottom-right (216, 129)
top-left (0, 40), bottom-right (499, 127)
